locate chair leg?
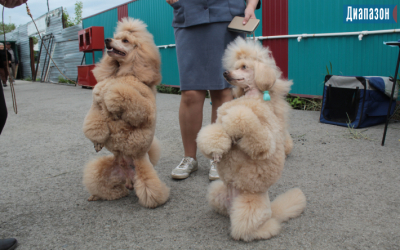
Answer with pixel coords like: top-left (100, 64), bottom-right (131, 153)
top-left (381, 49), bottom-right (400, 146)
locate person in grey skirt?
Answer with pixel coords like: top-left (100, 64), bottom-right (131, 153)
top-left (167, 0), bottom-right (260, 180)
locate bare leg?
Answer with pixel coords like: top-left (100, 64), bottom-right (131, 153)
top-left (209, 88), bottom-right (233, 123)
top-left (179, 90), bottom-right (207, 160)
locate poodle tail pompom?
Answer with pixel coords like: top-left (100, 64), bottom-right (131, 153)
top-left (271, 188), bottom-right (306, 223)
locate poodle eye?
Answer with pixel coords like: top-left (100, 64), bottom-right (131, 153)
top-left (123, 39), bottom-right (129, 43)
top-left (241, 65), bottom-right (247, 70)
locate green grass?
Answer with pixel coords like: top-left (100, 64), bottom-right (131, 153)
top-left (286, 95), bottom-right (322, 111)
top-left (58, 76), bottom-right (75, 84)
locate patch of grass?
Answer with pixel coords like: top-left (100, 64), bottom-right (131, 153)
top-left (391, 105), bottom-right (400, 121)
top-left (157, 84), bottom-right (181, 95)
top-left (286, 95), bottom-right (322, 111)
top-left (23, 76), bottom-right (32, 81)
top-left (58, 76), bottom-right (75, 84)
top-left (344, 113), bottom-right (373, 141)
top-left (156, 84), bottom-right (211, 98)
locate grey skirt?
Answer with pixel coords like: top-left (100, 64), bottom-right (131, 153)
top-left (174, 22), bottom-right (244, 91)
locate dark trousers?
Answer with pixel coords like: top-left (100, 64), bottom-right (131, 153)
top-left (0, 83), bottom-right (7, 135)
top-left (0, 67), bottom-right (8, 85)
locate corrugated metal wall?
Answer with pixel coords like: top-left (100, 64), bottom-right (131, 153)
top-left (288, 0), bottom-right (400, 96)
top-left (118, 4), bottom-right (129, 21)
top-left (5, 7), bottom-right (83, 82)
top-left (128, 0), bottom-right (177, 86)
top-left (83, 0), bottom-right (263, 87)
top-left (44, 24), bottom-right (83, 82)
top-left (262, 0), bottom-right (288, 78)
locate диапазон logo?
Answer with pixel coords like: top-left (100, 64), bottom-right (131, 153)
top-left (344, 5), bottom-right (397, 23)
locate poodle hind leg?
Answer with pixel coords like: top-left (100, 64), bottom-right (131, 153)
top-left (207, 180), bottom-right (229, 216)
top-left (284, 130), bottom-right (293, 156)
top-left (133, 155), bottom-right (170, 208)
top-left (83, 155), bottom-right (129, 201)
top-left (230, 192), bottom-right (281, 242)
top-left (148, 137), bottom-right (161, 166)
top-left (271, 188), bottom-right (306, 223)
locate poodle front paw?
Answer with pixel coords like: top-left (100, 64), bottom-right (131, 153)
top-left (213, 153), bottom-right (222, 163)
top-left (88, 195), bottom-right (101, 201)
top-left (94, 143), bottom-right (104, 152)
top-left (125, 178), bottom-right (135, 190)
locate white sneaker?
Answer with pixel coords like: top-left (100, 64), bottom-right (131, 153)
top-left (209, 160), bottom-right (219, 181)
top-left (171, 157), bottom-right (198, 179)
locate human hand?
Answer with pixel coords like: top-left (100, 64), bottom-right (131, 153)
top-left (243, 0), bottom-right (258, 24)
top-left (166, 0), bottom-right (178, 5)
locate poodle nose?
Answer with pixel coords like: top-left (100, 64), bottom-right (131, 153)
top-left (223, 71), bottom-right (229, 77)
top-left (105, 38), bottom-right (112, 44)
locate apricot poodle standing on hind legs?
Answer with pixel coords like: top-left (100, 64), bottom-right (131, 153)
top-left (82, 18), bottom-right (170, 208)
top-left (197, 37), bottom-right (306, 241)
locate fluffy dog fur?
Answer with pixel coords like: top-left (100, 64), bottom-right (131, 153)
top-left (197, 37), bottom-right (306, 241)
top-left (82, 18), bottom-right (169, 208)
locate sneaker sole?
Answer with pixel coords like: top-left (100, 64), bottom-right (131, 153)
top-left (171, 167), bottom-right (198, 180)
top-left (209, 176), bottom-right (220, 181)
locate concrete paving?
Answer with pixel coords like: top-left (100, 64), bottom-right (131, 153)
top-left (0, 80), bottom-right (399, 249)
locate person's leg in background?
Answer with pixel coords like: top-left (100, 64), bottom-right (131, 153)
top-left (0, 80), bottom-right (15, 250)
top-left (0, 68), bottom-right (8, 87)
top-left (0, 80), bottom-right (8, 135)
top-left (179, 90), bottom-right (207, 159)
top-left (171, 90), bottom-right (207, 179)
top-left (8, 63), bottom-right (15, 84)
top-left (210, 88), bottom-right (233, 123)
top-left (0, 67), bottom-right (8, 134)
top-left (206, 88), bottom-right (233, 180)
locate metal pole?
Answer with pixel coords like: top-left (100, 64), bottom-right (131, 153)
top-left (381, 48), bottom-right (400, 146)
top-left (44, 35), bottom-right (54, 82)
top-left (76, 53), bottom-right (85, 86)
top-left (34, 37), bottom-right (43, 81)
top-left (40, 36), bottom-right (51, 82)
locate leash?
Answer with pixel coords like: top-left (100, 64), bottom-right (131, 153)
top-left (2, 6), bottom-right (17, 114)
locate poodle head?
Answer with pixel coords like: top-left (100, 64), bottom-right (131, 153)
top-left (93, 18), bottom-right (161, 86)
top-left (222, 37), bottom-right (281, 97)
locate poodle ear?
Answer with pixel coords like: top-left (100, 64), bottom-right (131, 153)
top-left (131, 43), bottom-right (162, 86)
top-left (254, 61), bottom-right (276, 92)
top-left (92, 55), bottom-right (119, 82)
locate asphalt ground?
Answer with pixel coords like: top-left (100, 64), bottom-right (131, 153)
top-left (0, 80), bottom-right (399, 249)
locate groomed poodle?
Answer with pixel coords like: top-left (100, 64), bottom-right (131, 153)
top-left (82, 18), bottom-right (170, 208)
top-left (197, 37), bottom-right (306, 241)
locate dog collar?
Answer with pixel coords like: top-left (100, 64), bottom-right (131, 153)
top-left (263, 91), bottom-right (271, 101)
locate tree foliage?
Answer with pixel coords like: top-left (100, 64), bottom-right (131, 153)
top-left (63, 1), bottom-right (83, 28)
top-left (74, 1), bottom-right (83, 25)
top-left (0, 22), bottom-right (16, 35)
